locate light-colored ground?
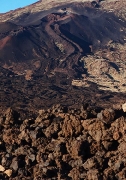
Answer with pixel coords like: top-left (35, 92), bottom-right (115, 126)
top-left (73, 42), bottom-right (126, 93)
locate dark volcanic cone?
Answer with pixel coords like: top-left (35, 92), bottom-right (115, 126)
top-left (0, 3), bottom-right (125, 76)
top-left (0, 0), bottom-right (126, 112)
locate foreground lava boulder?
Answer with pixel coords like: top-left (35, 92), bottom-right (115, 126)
top-left (0, 104), bottom-right (126, 179)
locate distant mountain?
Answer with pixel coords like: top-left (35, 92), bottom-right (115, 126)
top-left (0, 0), bottom-right (126, 112)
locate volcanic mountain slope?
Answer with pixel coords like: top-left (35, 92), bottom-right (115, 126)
top-left (0, 0), bottom-right (126, 112)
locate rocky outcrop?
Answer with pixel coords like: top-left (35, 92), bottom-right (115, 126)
top-left (0, 104), bottom-right (126, 179)
top-left (122, 103), bottom-right (126, 112)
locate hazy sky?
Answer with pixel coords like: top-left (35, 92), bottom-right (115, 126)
top-left (0, 0), bottom-right (38, 13)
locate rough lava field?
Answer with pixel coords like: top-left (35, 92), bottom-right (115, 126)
top-left (0, 0), bottom-right (126, 179)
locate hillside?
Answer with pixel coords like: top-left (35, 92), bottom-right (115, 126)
top-left (0, 0), bottom-right (126, 113)
top-left (0, 0), bottom-right (126, 179)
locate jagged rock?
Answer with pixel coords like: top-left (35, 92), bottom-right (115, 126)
top-left (102, 141), bottom-right (113, 150)
top-left (62, 114), bottom-right (83, 137)
top-left (111, 116), bottom-right (126, 141)
top-left (2, 108), bottom-right (20, 127)
top-left (10, 157), bottom-right (18, 171)
top-left (87, 169), bottom-right (101, 179)
top-left (115, 168), bottom-right (126, 180)
top-left (44, 122), bottom-right (60, 138)
top-left (82, 119), bottom-right (105, 142)
top-left (122, 103), bottom-right (126, 112)
top-left (90, 141), bottom-right (105, 156)
top-left (83, 157), bottom-right (97, 170)
top-left (97, 108), bottom-right (115, 124)
top-left (66, 139), bottom-right (84, 158)
top-left (4, 108), bottom-right (15, 125)
top-left (113, 131), bottom-right (121, 141)
top-left (0, 165), bottom-right (5, 172)
top-left (3, 128), bottom-right (20, 144)
top-left (118, 142), bottom-right (126, 153)
top-left (80, 110), bottom-right (88, 119)
top-left (103, 168), bottom-right (116, 180)
top-left (27, 154), bottom-right (36, 162)
top-left (69, 158), bottom-right (83, 168)
top-left (68, 167), bottom-right (81, 180)
top-left (4, 169), bottom-right (12, 177)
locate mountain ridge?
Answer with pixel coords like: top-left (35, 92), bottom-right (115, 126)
top-left (0, 0), bottom-right (126, 112)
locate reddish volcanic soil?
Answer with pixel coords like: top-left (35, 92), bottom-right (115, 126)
top-left (0, 36), bottom-right (11, 50)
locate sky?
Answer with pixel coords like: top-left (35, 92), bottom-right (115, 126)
top-left (0, 0), bottom-right (38, 13)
